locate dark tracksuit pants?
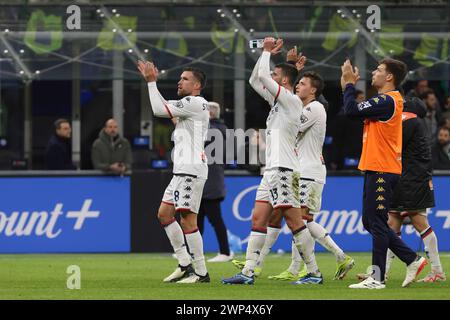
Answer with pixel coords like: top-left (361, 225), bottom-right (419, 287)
top-left (197, 199), bottom-right (230, 256)
top-left (362, 171), bottom-right (417, 282)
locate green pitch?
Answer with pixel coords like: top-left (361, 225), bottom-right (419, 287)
top-left (0, 253), bottom-right (448, 300)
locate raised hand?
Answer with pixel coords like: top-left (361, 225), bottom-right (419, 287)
top-left (137, 60), bottom-right (158, 82)
top-left (295, 53), bottom-right (307, 72)
top-left (263, 37), bottom-right (276, 52)
top-left (270, 38), bottom-right (284, 55)
top-left (286, 46), bottom-right (298, 62)
top-left (340, 59), bottom-right (360, 90)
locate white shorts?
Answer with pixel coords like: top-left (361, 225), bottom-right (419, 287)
top-left (162, 175), bottom-right (206, 214)
top-left (255, 168), bottom-right (301, 209)
top-left (299, 179), bottom-right (324, 214)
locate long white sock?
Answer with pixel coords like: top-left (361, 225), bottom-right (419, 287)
top-left (288, 239), bottom-right (302, 275)
top-left (163, 219), bottom-right (191, 267)
top-left (421, 227), bottom-right (443, 273)
top-left (307, 221), bottom-right (345, 262)
top-left (242, 230), bottom-right (267, 277)
top-left (256, 226), bottom-right (281, 268)
top-left (185, 229), bottom-right (207, 276)
top-left (293, 227), bottom-right (319, 275)
top-left (386, 231), bottom-right (400, 276)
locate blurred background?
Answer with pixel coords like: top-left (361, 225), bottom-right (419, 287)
top-left (0, 0), bottom-right (448, 170)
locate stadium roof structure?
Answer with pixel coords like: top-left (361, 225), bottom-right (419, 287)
top-left (0, 2), bottom-right (448, 82)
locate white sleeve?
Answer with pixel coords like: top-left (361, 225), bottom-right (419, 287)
top-left (299, 106), bottom-right (320, 132)
top-left (258, 51), bottom-right (300, 110)
top-left (249, 55), bottom-right (274, 105)
top-left (147, 83), bottom-right (206, 119)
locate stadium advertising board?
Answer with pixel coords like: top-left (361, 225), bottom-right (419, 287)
top-left (0, 177), bottom-right (130, 253)
top-left (202, 176), bottom-right (450, 253)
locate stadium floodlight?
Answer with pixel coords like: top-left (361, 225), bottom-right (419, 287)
top-left (220, 13), bottom-right (226, 18)
top-left (236, 14), bottom-right (241, 18)
top-left (112, 28), bottom-right (117, 33)
top-left (100, 14), bottom-right (105, 18)
top-left (249, 28), bottom-right (255, 33)
top-left (35, 70), bottom-right (40, 74)
top-left (115, 14), bottom-right (120, 17)
top-left (355, 29), bottom-right (360, 33)
top-left (337, 9), bottom-right (342, 14)
top-left (96, 9), bottom-right (101, 13)
top-left (233, 9), bottom-right (238, 13)
top-left (19, 49), bottom-right (24, 53)
top-left (3, 49), bottom-right (8, 54)
top-left (128, 29), bottom-right (132, 33)
top-left (356, 14), bottom-right (361, 18)
top-left (352, 10), bottom-right (357, 14)
top-left (234, 28), bottom-right (239, 33)
top-left (4, 29), bottom-right (9, 33)
top-left (144, 49), bottom-right (149, 53)
top-left (19, 70), bottom-right (24, 75)
top-left (217, 9), bottom-right (222, 13)
top-left (128, 49), bottom-right (133, 53)
top-left (112, 9), bottom-right (117, 13)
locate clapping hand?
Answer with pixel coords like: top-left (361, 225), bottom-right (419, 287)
top-left (340, 59), bottom-right (360, 90)
top-left (137, 60), bottom-right (159, 83)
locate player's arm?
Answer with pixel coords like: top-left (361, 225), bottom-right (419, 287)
top-left (343, 84), bottom-right (395, 121)
top-left (249, 55), bottom-right (275, 104)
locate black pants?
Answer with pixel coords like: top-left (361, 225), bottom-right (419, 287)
top-left (198, 199), bottom-right (230, 256)
top-left (362, 171), bottom-right (417, 282)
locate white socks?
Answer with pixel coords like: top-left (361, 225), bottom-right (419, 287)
top-left (288, 240), bottom-right (302, 275)
top-left (293, 227), bottom-right (319, 275)
top-left (256, 226), bottom-right (282, 269)
top-left (421, 227), bottom-right (443, 273)
top-left (163, 219), bottom-right (191, 267)
top-left (185, 230), bottom-right (208, 276)
top-left (307, 221), bottom-right (346, 262)
top-left (242, 230), bottom-right (267, 277)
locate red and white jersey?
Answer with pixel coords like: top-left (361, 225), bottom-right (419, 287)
top-left (147, 82), bottom-right (209, 179)
top-left (298, 100), bottom-right (327, 183)
top-left (249, 51), bottom-right (303, 172)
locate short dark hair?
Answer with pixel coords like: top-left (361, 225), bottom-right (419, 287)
top-left (54, 118), bottom-right (69, 132)
top-left (183, 67), bottom-right (206, 89)
top-left (274, 63), bottom-right (298, 87)
top-left (302, 71), bottom-right (325, 98)
top-left (378, 58), bottom-right (408, 88)
top-left (438, 126), bottom-right (450, 135)
top-left (419, 88), bottom-right (435, 100)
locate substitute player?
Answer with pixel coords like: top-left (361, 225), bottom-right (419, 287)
top-left (358, 97), bottom-right (446, 282)
top-left (222, 37), bottom-right (320, 285)
top-left (341, 58), bottom-right (427, 289)
top-left (138, 61), bottom-right (210, 283)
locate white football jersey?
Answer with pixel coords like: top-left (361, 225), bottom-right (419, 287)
top-left (249, 52), bottom-right (303, 172)
top-left (167, 96), bottom-right (209, 179)
top-left (298, 100), bottom-right (327, 183)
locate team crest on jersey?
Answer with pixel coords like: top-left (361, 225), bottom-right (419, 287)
top-left (185, 97), bottom-right (191, 102)
top-left (372, 97), bottom-right (380, 104)
top-left (358, 101), bottom-right (372, 111)
top-left (300, 114), bottom-right (309, 124)
top-left (175, 101), bottom-right (184, 108)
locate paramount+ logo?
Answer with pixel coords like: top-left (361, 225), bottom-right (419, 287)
top-left (0, 199), bottom-right (100, 239)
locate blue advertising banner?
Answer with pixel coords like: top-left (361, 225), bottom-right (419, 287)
top-left (203, 176), bottom-right (450, 253)
top-left (0, 177), bottom-right (130, 253)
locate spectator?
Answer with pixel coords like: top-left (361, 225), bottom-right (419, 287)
top-left (444, 95), bottom-right (450, 113)
top-left (432, 127), bottom-right (450, 170)
top-left (406, 79), bottom-right (429, 98)
top-left (45, 119), bottom-right (76, 170)
top-left (198, 102), bottom-right (232, 262)
top-left (421, 89), bottom-right (442, 143)
top-left (91, 119), bottom-right (132, 174)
